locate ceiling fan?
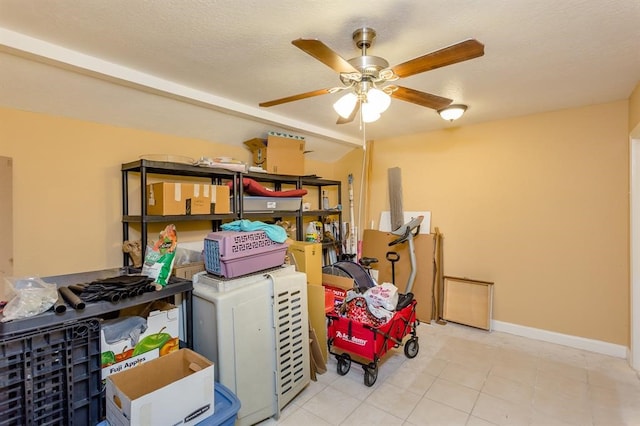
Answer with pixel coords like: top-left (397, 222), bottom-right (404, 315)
top-left (259, 27), bottom-right (484, 124)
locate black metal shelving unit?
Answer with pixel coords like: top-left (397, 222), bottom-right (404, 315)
top-left (239, 173), bottom-right (343, 245)
top-left (299, 176), bottom-right (343, 256)
top-left (121, 159), bottom-right (238, 264)
top-left (237, 171), bottom-right (301, 225)
top-left (121, 159), bottom-right (344, 264)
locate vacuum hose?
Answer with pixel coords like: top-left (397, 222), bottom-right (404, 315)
top-left (58, 286), bottom-right (86, 310)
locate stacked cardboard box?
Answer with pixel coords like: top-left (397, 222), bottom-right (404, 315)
top-left (146, 183), bottom-right (230, 215)
top-left (244, 133), bottom-right (305, 176)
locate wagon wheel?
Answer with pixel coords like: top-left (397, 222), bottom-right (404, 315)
top-left (404, 337), bottom-right (419, 358)
top-left (363, 363), bottom-right (378, 387)
top-left (337, 353), bottom-right (351, 376)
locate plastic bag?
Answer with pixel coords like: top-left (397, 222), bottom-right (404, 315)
top-left (172, 246), bottom-right (203, 267)
top-left (364, 282), bottom-right (399, 311)
top-left (0, 278), bottom-right (17, 313)
top-left (1, 277), bottom-right (58, 322)
top-left (142, 224), bottom-right (178, 288)
top-left (101, 316), bottom-right (148, 345)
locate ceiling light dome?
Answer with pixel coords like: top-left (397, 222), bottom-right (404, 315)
top-left (438, 104), bottom-right (467, 121)
top-left (366, 88), bottom-right (391, 114)
top-left (333, 93), bottom-right (358, 118)
top-left (361, 102), bottom-right (381, 123)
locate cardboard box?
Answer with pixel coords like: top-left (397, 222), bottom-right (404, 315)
top-left (322, 273), bottom-right (354, 312)
top-left (172, 246), bottom-right (205, 280)
top-left (306, 285), bottom-right (328, 362)
top-left (173, 261), bottom-right (205, 280)
top-left (244, 135), bottom-right (305, 176)
top-left (100, 302), bottom-right (180, 379)
top-left (146, 183), bottom-right (230, 215)
top-left (287, 241), bottom-right (322, 285)
top-left (361, 230), bottom-right (435, 322)
top-left (208, 184), bottom-right (231, 214)
top-left (106, 348), bottom-right (214, 426)
top-left (147, 182), bottom-right (186, 215)
top-left (288, 241), bottom-right (325, 360)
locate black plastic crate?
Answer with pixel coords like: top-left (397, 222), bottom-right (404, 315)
top-left (0, 318), bottom-right (103, 426)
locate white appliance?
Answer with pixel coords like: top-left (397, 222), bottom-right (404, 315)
top-left (192, 266), bottom-right (309, 426)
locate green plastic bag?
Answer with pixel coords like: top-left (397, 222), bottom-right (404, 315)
top-left (142, 224), bottom-right (178, 287)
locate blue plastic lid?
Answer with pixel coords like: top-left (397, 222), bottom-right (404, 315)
top-left (196, 382), bottom-right (241, 425)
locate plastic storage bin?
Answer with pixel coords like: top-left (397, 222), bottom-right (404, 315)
top-left (204, 230), bottom-right (287, 278)
top-left (0, 318), bottom-right (103, 425)
top-left (241, 196), bottom-right (301, 212)
top-left (196, 381), bottom-right (241, 425)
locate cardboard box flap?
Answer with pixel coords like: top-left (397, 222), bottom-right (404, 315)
top-left (243, 138), bottom-right (266, 151)
top-left (189, 362), bottom-right (203, 372)
top-left (322, 273), bottom-right (354, 291)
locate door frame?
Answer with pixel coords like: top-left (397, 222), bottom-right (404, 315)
top-left (630, 134), bottom-right (640, 370)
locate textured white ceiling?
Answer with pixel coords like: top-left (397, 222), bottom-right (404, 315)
top-left (1, 0), bottom-right (639, 162)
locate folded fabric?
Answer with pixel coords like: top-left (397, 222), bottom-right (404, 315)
top-left (228, 177), bottom-right (308, 197)
top-left (221, 219), bottom-right (288, 243)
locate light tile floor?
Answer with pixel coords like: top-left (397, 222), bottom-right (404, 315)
top-left (257, 321), bottom-right (640, 426)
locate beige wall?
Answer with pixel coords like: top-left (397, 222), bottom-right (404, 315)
top-left (360, 101), bottom-right (629, 345)
top-left (0, 96), bottom-right (633, 347)
top-left (331, 146), bottom-right (367, 251)
top-left (0, 107), bottom-right (337, 277)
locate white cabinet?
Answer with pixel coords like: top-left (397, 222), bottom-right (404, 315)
top-left (192, 266), bottom-right (309, 426)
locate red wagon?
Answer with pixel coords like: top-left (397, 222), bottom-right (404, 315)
top-left (326, 298), bottom-right (419, 386)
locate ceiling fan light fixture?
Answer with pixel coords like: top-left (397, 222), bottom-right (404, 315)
top-left (333, 92), bottom-right (358, 118)
top-left (261, 29), bottom-right (484, 128)
top-left (438, 104), bottom-right (467, 121)
top-left (366, 88), bottom-right (391, 113)
top-left (361, 102), bottom-right (381, 123)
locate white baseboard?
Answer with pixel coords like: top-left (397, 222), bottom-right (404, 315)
top-left (491, 320), bottom-right (628, 359)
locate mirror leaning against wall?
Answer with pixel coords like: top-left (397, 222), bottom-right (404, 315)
top-left (0, 156), bottom-right (13, 280)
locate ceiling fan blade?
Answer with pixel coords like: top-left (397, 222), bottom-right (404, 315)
top-left (391, 39), bottom-right (485, 78)
top-left (391, 86), bottom-right (453, 110)
top-left (259, 88), bottom-right (332, 108)
top-left (336, 101), bottom-right (360, 124)
top-left (292, 39), bottom-right (359, 74)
